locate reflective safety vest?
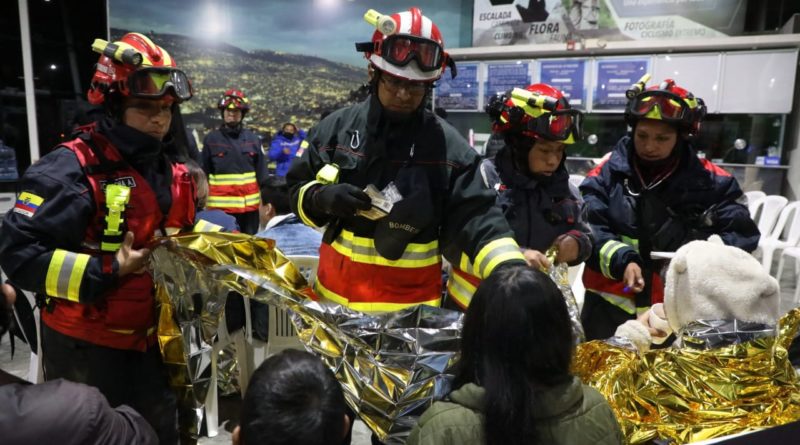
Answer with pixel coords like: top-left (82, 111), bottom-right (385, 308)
top-left (313, 229), bottom-right (443, 312)
top-left (207, 171), bottom-right (260, 213)
top-left (42, 128), bottom-right (196, 351)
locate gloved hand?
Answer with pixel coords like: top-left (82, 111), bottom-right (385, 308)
top-left (311, 184), bottom-right (371, 218)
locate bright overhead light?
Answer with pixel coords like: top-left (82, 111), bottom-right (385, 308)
top-left (49, 64), bottom-right (57, 70)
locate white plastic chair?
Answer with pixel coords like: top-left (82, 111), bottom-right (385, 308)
top-left (777, 246), bottom-right (800, 304)
top-left (757, 201), bottom-right (800, 274)
top-left (744, 190), bottom-right (766, 215)
top-left (267, 255), bottom-right (318, 356)
top-left (749, 195), bottom-right (788, 236)
top-left (568, 174), bottom-right (585, 190)
top-left (204, 309), bottom-right (249, 437)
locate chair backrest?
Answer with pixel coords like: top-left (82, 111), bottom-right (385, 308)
top-left (751, 195), bottom-right (788, 235)
top-left (744, 190), bottom-right (766, 216)
top-left (569, 174), bottom-right (585, 189)
top-left (287, 255), bottom-right (319, 285)
top-left (767, 201), bottom-right (800, 243)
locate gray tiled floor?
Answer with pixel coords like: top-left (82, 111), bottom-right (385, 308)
top-left (2, 257), bottom-right (799, 445)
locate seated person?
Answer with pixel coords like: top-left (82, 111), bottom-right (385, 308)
top-left (408, 264), bottom-right (622, 445)
top-left (256, 176), bottom-right (322, 256)
top-left (233, 349), bottom-right (350, 445)
top-left (575, 235), bottom-right (800, 444)
top-left (0, 282), bottom-right (158, 444)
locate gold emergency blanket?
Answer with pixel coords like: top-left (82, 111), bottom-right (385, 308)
top-left (573, 308), bottom-right (800, 444)
top-left (150, 233), bottom-right (462, 444)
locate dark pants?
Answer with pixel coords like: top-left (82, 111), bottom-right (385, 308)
top-left (42, 324), bottom-right (178, 444)
top-left (231, 210), bottom-right (260, 235)
top-left (580, 291), bottom-right (636, 340)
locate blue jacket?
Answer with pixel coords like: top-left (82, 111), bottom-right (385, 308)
top-left (268, 131), bottom-right (304, 177)
top-left (255, 214), bottom-right (321, 256)
top-left (580, 136), bottom-right (759, 307)
top-left (480, 145), bottom-right (592, 266)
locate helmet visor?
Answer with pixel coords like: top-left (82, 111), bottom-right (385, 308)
top-left (529, 109), bottom-right (582, 142)
top-left (128, 68), bottom-right (193, 102)
top-left (382, 35), bottom-right (443, 72)
top-left (629, 90), bottom-right (690, 122)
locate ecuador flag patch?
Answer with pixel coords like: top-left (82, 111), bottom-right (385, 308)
top-left (13, 192), bottom-right (44, 217)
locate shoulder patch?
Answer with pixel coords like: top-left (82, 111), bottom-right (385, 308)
top-left (13, 192), bottom-right (44, 217)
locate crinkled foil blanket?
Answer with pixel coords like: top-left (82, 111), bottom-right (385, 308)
top-left (573, 308), bottom-right (800, 444)
top-left (150, 233), bottom-right (462, 444)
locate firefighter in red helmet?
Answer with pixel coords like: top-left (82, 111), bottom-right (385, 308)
top-left (0, 32), bottom-right (197, 444)
top-left (287, 7), bottom-right (526, 315)
top-left (579, 75), bottom-right (759, 340)
top-left (446, 83), bottom-right (593, 309)
top-left (201, 88), bottom-right (267, 234)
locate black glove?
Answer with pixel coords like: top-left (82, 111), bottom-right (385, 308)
top-left (311, 184), bottom-right (371, 218)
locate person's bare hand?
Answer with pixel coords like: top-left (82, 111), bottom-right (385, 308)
top-left (115, 232), bottom-right (151, 277)
top-left (636, 308), bottom-right (666, 337)
top-left (522, 249), bottom-right (551, 270)
top-left (554, 236), bottom-right (579, 264)
top-left (623, 262), bottom-right (645, 293)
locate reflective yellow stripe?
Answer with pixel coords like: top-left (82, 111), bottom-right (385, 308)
top-left (297, 180), bottom-right (322, 228)
top-left (108, 326), bottom-right (157, 335)
top-left (447, 272), bottom-right (477, 309)
top-left (46, 249), bottom-right (90, 302)
top-left (599, 240), bottom-right (628, 279)
top-left (587, 290), bottom-right (636, 315)
top-left (473, 237), bottom-right (524, 278)
top-left (621, 235), bottom-right (639, 253)
top-left (330, 230), bottom-right (439, 268)
top-left (314, 279), bottom-right (440, 313)
top-left (208, 171), bottom-right (257, 186)
top-left (206, 192), bottom-right (260, 208)
top-left (193, 219), bottom-right (224, 232)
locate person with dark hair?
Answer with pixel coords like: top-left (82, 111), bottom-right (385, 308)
top-left (0, 282), bottom-right (159, 444)
top-left (202, 89), bottom-right (266, 234)
top-left (447, 83), bottom-right (592, 309)
top-left (257, 176), bottom-right (322, 255)
top-left (580, 77), bottom-right (759, 340)
top-left (268, 122), bottom-right (305, 177)
top-left (0, 33), bottom-right (197, 443)
top-left (408, 265), bottom-right (622, 445)
top-left (233, 349), bottom-right (350, 445)
top-left (287, 7), bottom-right (526, 315)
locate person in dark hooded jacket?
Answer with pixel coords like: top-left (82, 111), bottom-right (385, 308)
top-left (579, 76), bottom-right (759, 340)
top-left (480, 83), bottom-right (592, 270)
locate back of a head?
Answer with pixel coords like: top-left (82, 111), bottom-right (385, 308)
top-left (260, 176), bottom-right (291, 215)
top-left (457, 264), bottom-right (573, 445)
top-left (240, 349), bottom-right (346, 445)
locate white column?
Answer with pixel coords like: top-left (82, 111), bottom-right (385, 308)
top-left (18, 0), bottom-right (40, 164)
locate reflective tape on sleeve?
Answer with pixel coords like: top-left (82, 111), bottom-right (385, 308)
top-left (599, 240), bottom-right (628, 279)
top-left (473, 237), bottom-right (525, 278)
top-left (46, 249), bottom-right (91, 302)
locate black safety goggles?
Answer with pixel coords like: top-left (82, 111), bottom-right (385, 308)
top-left (128, 67), bottom-right (193, 102)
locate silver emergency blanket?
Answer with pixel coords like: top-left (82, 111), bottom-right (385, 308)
top-left (546, 247), bottom-right (586, 343)
top-left (149, 233), bottom-right (462, 444)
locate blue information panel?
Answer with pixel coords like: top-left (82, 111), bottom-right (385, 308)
top-left (539, 59), bottom-right (587, 109)
top-left (484, 62), bottom-right (531, 105)
top-left (593, 58), bottom-right (650, 110)
top-left (435, 63), bottom-right (479, 110)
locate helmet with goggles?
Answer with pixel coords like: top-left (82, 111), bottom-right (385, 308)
top-left (87, 33), bottom-right (193, 105)
top-left (486, 83), bottom-right (582, 144)
top-left (355, 7), bottom-right (456, 82)
top-left (218, 89), bottom-right (251, 113)
top-left (624, 75), bottom-right (706, 136)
